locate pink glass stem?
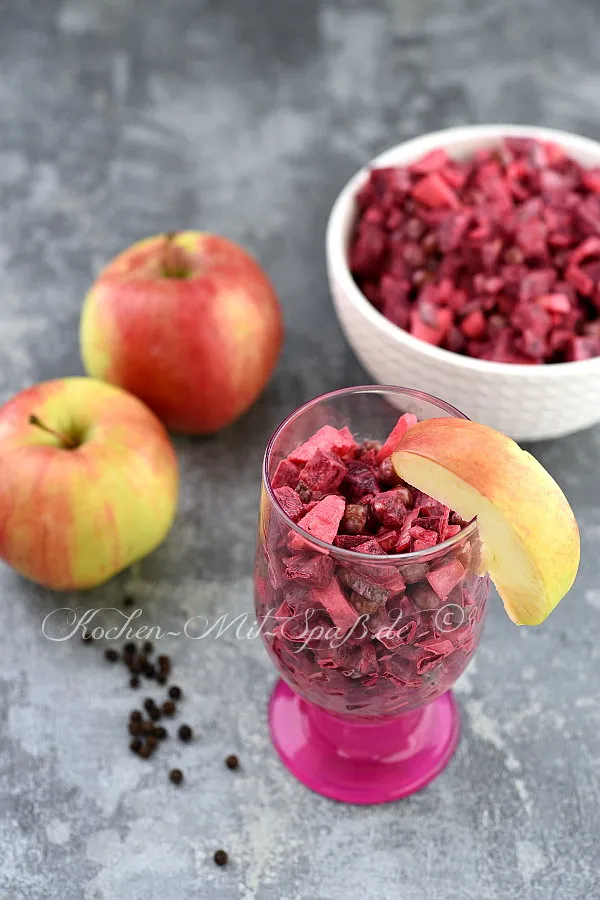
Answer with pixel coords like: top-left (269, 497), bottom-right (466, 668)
top-left (269, 680), bottom-right (460, 804)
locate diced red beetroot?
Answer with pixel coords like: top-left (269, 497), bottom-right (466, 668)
top-left (376, 413), bottom-right (418, 462)
top-left (354, 539), bottom-right (385, 555)
top-left (412, 540), bottom-right (436, 553)
top-left (412, 173), bottom-right (460, 209)
top-left (409, 306), bottom-right (452, 346)
top-left (376, 529), bottom-right (401, 553)
top-left (300, 449), bottom-right (347, 493)
top-left (420, 638), bottom-right (455, 658)
top-left (410, 527), bottom-right (438, 546)
top-left (273, 486), bottom-right (305, 522)
top-left (460, 308), bottom-right (487, 339)
top-left (565, 263), bottom-right (594, 296)
top-left (371, 487), bottom-right (411, 528)
top-left (378, 456), bottom-right (403, 487)
top-left (581, 169), bottom-right (600, 193)
top-left (566, 335), bottom-right (600, 361)
top-left (569, 236), bottom-right (600, 266)
top-left (333, 534), bottom-right (373, 550)
top-left (349, 223), bottom-right (387, 276)
top-left (272, 459), bottom-right (302, 490)
top-left (289, 495), bottom-right (346, 550)
top-left (341, 461), bottom-right (380, 501)
top-left (413, 515), bottom-right (444, 535)
top-left (426, 559), bottom-right (466, 599)
top-left (381, 656), bottom-right (420, 685)
top-left (538, 293), bottom-right (571, 314)
top-left (409, 148), bottom-right (451, 174)
top-left (576, 194), bottom-right (600, 235)
top-left (437, 212), bottom-right (471, 253)
top-left (289, 426), bottom-right (357, 464)
top-left (445, 524), bottom-right (462, 538)
top-left (284, 554), bottom-right (335, 588)
top-left (394, 533), bottom-right (412, 553)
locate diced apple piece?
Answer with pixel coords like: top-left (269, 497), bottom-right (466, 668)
top-left (392, 418), bottom-right (580, 625)
top-left (310, 579), bottom-right (360, 631)
top-left (289, 495), bottom-right (345, 550)
top-left (288, 425), bottom-right (357, 464)
top-left (376, 413), bottom-right (418, 462)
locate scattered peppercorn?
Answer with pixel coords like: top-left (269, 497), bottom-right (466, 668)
top-left (130, 710), bottom-right (142, 722)
top-left (141, 721), bottom-right (154, 735)
top-left (178, 724), bottom-right (193, 743)
top-left (143, 662), bottom-right (156, 679)
top-left (146, 735), bottom-right (158, 750)
top-left (169, 768), bottom-right (183, 785)
top-left (139, 744), bottom-right (152, 759)
top-left (144, 641), bottom-right (154, 655)
top-left (225, 755), bottom-right (239, 770)
top-left (214, 850), bottom-right (228, 867)
top-left (153, 726), bottom-right (167, 740)
top-left (156, 673), bottom-right (167, 685)
top-left (168, 685), bottom-right (182, 701)
top-left (130, 676), bottom-right (140, 689)
top-left (128, 721), bottom-right (142, 736)
top-left (130, 738), bottom-right (142, 754)
top-left (123, 594), bottom-right (135, 608)
top-left (162, 700), bottom-right (176, 717)
top-left (158, 655), bottom-right (171, 677)
top-left (105, 649), bottom-right (119, 663)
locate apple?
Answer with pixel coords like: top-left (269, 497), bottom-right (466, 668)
top-left (0, 377), bottom-right (178, 591)
top-left (79, 231), bottom-right (284, 434)
top-left (391, 418), bottom-right (580, 626)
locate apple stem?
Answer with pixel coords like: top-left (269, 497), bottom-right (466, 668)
top-left (28, 414), bottom-right (78, 450)
top-left (162, 231), bottom-right (190, 279)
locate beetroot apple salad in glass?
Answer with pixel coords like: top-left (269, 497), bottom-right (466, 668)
top-left (254, 390), bottom-right (488, 720)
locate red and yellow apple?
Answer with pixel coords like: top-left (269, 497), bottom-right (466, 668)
top-left (392, 418), bottom-right (580, 626)
top-left (0, 377), bottom-right (178, 591)
top-left (79, 231), bottom-right (284, 434)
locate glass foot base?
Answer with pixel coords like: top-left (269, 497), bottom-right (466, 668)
top-left (268, 680), bottom-right (460, 804)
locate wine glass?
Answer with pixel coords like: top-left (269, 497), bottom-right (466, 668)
top-left (254, 386), bottom-right (489, 803)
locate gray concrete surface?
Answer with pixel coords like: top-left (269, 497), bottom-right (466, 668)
top-left (0, 1), bottom-right (599, 898)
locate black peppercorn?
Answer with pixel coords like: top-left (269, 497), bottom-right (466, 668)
top-left (178, 724), bottom-right (193, 743)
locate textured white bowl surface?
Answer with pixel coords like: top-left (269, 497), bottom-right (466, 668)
top-left (326, 124), bottom-right (600, 441)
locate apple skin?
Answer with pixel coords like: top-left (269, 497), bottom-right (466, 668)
top-left (392, 418), bottom-right (580, 625)
top-left (0, 377), bottom-right (178, 591)
top-left (79, 232), bottom-right (284, 434)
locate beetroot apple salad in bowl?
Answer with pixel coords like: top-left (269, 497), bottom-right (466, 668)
top-left (326, 125), bottom-right (600, 441)
top-left (253, 386), bottom-right (579, 803)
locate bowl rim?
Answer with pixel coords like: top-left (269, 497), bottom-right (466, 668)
top-left (326, 123), bottom-right (600, 379)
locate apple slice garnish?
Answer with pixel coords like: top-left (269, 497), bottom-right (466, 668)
top-left (391, 418), bottom-right (580, 626)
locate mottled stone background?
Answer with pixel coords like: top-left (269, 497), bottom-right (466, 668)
top-left (0, 1), bottom-right (599, 898)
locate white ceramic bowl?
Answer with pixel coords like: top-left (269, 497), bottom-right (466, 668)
top-left (326, 124), bottom-right (600, 442)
